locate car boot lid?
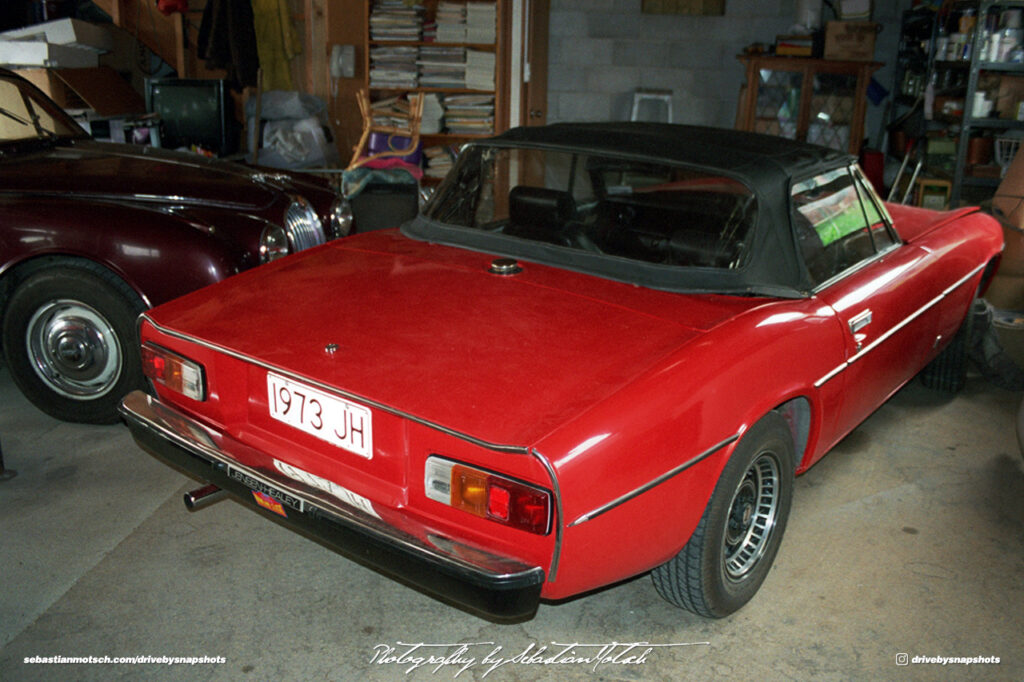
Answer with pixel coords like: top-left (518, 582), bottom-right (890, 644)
top-left (145, 231), bottom-right (767, 448)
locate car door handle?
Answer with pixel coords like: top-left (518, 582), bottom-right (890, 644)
top-left (849, 309), bottom-right (872, 334)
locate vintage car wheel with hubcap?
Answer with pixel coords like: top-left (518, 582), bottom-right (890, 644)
top-left (652, 412), bottom-right (795, 617)
top-left (2, 264), bottom-right (145, 424)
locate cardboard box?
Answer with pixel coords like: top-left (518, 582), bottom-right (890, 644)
top-left (824, 21), bottom-right (878, 61)
top-left (1, 18), bottom-right (112, 53)
top-left (996, 75), bottom-right (1024, 120)
top-left (0, 40), bottom-right (98, 68)
top-left (989, 149), bottom-right (1024, 309)
top-left (18, 66), bottom-right (144, 116)
top-left (992, 142), bottom-right (1024, 230)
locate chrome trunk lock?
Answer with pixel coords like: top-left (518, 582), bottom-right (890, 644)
top-left (489, 258), bottom-right (522, 275)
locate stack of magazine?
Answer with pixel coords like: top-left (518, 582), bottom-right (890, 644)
top-left (435, 1), bottom-right (467, 43)
top-left (370, 45), bottom-right (419, 88)
top-left (465, 49), bottom-right (495, 91)
top-left (369, 97), bottom-right (417, 131)
top-left (444, 94), bottom-right (494, 135)
top-left (369, 1), bottom-right (423, 41)
top-left (466, 2), bottom-right (496, 44)
top-left (418, 46), bottom-right (466, 88)
top-left (422, 93), bottom-right (445, 134)
top-left (423, 145), bottom-right (457, 179)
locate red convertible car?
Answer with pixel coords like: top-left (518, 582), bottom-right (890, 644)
top-left (120, 124), bottom-right (1002, 621)
top-left (0, 68), bottom-right (350, 423)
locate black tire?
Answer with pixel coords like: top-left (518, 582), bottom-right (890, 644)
top-left (919, 299), bottom-right (976, 392)
top-left (2, 264), bottom-right (145, 424)
top-left (652, 412), bottom-right (794, 618)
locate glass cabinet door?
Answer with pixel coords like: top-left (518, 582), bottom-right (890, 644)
top-left (754, 69), bottom-right (802, 140)
top-left (807, 73), bottom-right (858, 152)
top-left (738, 56), bottom-right (880, 156)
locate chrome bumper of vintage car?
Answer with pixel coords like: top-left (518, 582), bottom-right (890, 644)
top-left (119, 390), bottom-right (545, 621)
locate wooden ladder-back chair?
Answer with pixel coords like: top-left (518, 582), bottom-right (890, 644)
top-left (347, 89), bottom-right (425, 170)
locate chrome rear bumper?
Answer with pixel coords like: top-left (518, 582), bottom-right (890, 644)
top-left (119, 390), bottom-right (544, 621)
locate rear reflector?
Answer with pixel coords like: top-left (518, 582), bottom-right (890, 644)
top-left (141, 342), bottom-right (206, 401)
top-left (424, 456), bottom-right (552, 535)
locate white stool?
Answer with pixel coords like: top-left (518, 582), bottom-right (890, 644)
top-left (630, 88), bottom-right (673, 123)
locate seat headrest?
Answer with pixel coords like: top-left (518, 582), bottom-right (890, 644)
top-left (509, 186), bottom-right (575, 229)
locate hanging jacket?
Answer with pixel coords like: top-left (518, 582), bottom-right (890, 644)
top-left (197, 0), bottom-right (260, 88)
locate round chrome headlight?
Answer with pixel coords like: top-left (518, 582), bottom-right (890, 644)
top-left (259, 225), bottom-right (291, 263)
top-left (283, 195), bottom-right (326, 252)
top-left (328, 196), bottom-right (354, 238)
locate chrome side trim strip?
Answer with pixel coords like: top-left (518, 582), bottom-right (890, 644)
top-left (815, 363), bottom-right (846, 388)
top-left (530, 449), bottom-right (564, 582)
top-left (142, 315), bottom-right (530, 456)
top-left (1, 190), bottom-right (257, 212)
top-left (846, 292), bottom-right (944, 365)
top-left (813, 263), bottom-right (985, 388)
top-left (568, 433), bottom-right (739, 527)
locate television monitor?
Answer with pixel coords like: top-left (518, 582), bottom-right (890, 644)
top-left (145, 78), bottom-right (239, 157)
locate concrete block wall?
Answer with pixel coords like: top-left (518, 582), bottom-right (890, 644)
top-left (548, 0), bottom-right (908, 149)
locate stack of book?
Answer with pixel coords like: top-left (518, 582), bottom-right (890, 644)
top-left (423, 145), bottom-right (457, 179)
top-left (369, 45), bottom-right (419, 88)
top-left (369, 97), bottom-right (417, 131)
top-left (369, 1), bottom-right (423, 41)
top-left (465, 49), bottom-right (495, 91)
top-left (466, 2), bottom-right (496, 44)
top-left (435, 1), bottom-right (467, 43)
top-left (421, 93), bottom-right (445, 134)
top-left (443, 94), bottom-right (494, 135)
top-left (418, 45), bottom-right (466, 88)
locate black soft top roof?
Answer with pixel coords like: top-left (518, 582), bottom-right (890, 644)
top-left (491, 123), bottom-right (854, 191)
top-left (406, 123), bottom-right (859, 298)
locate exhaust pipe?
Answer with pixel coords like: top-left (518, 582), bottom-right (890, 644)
top-left (184, 484), bottom-right (227, 511)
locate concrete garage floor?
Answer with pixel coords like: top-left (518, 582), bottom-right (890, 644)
top-left (0, 364), bottom-right (1022, 681)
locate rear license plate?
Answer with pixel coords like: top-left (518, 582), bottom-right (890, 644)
top-left (266, 373), bottom-right (373, 459)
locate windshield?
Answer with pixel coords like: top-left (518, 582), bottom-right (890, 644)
top-left (0, 76), bottom-right (85, 143)
top-left (425, 144), bottom-right (758, 270)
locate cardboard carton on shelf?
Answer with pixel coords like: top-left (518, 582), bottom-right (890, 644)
top-left (0, 41), bottom-right (98, 69)
top-left (988, 147), bottom-right (1024, 310)
top-left (995, 75), bottom-right (1024, 120)
top-left (823, 21), bottom-right (878, 61)
top-left (18, 66), bottom-right (144, 117)
top-left (1, 18), bottom-right (113, 53)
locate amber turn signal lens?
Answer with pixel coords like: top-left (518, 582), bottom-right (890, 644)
top-left (141, 342), bottom-right (206, 401)
top-left (425, 456), bottom-right (552, 535)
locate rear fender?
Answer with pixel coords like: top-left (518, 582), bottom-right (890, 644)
top-left (532, 297), bottom-right (844, 599)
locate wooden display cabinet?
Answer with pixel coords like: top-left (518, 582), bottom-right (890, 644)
top-left (736, 55), bottom-right (881, 156)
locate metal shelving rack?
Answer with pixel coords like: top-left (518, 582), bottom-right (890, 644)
top-left (952, 0), bottom-right (1024, 205)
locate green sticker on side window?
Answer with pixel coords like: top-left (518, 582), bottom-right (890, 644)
top-left (793, 169), bottom-right (866, 248)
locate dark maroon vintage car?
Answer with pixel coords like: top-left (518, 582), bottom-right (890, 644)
top-left (0, 68), bottom-right (351, 423)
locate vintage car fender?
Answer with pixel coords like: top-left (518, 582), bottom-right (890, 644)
top-left (0, 195), bottom-right (258, 308)
top-left (531, 296), bottom-right (848, 599)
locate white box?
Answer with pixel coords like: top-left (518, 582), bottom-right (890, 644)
top-left (1, 18), bottom-right (112, 53)
top-left (0, 41), bottom-right (99, 68)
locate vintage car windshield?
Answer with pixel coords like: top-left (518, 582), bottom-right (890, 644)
top-left (425, 144), bottom-right (758, 270)
top-left (0, 76), bottom-right (85, 143)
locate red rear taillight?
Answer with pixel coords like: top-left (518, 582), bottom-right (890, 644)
top-left (425, 456), bottom-right (552, 535)
top-left (141, 342), bottom-right (206, 401)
